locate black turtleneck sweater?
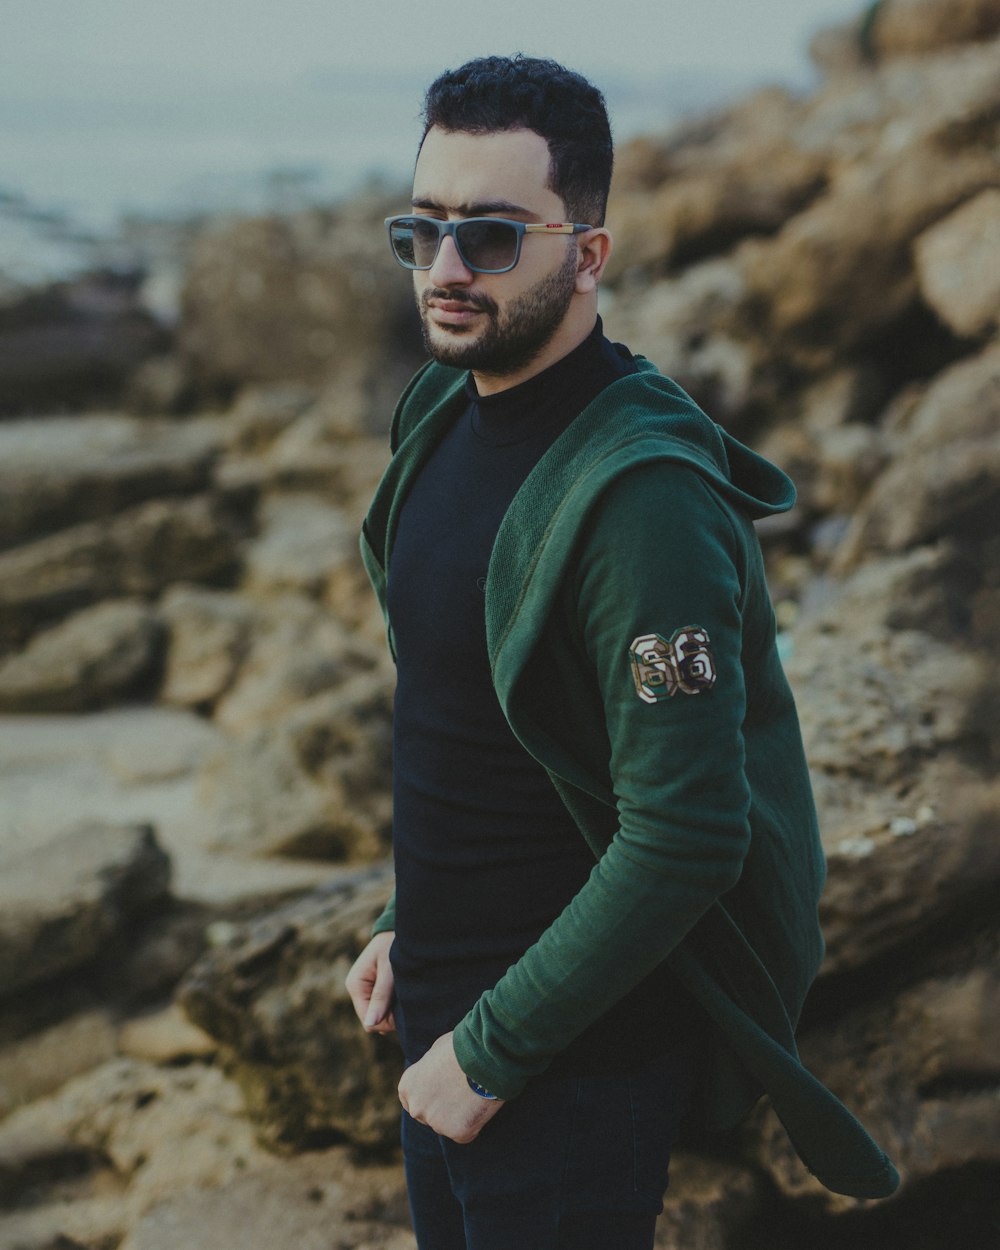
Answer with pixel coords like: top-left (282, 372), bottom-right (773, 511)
top-left (386, 322), bottom-right (691, 1072)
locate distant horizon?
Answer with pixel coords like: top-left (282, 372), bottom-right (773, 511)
top-left (0, 61), bottom-right (785, 234)
top-left (2, 0), bottom-right (867, 226)
top-left (1, 0), bottom-right (869, 285)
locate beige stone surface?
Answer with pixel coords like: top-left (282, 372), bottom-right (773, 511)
top-left (179, 864), bottom-right (401, 1151)
top-left (0, 599), bottom-right (165, 713)
top-left (870, 0), bottom-right (1000, 57)
top-left (0, 823), bottom-right (170, 996)
top-left (915, 189), bottom-right (1000, 337)
top-left (159, 584), bottom-right (254, 710)
top-left (117, 1004), bottom-right (216, 1065)
top-left (0, 1010), bottom-right (118, 1117)
top-left (0, 493), bottom-right (245, 655)
top-left (0, 413), bottom-right (223, 549)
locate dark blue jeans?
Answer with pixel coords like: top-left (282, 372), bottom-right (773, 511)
top-left (401, 1046), bottom-right (695, 1250)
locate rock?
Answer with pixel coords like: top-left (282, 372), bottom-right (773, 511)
top-left (798, 365), bottom-right (893, 434)
top-left (0, 270), bottom-right (168, 416)
top-left (211, 593), bottom-right (383, 735)
top-left (735, 142), bottom-right (999, 365)
top-left (124, 351), bottom-right (198, 414)
top-left (733, 38), bottom-right (1000, 365)
top-left (602, 259), bottom-right (755, 424)
top-left (899, 339), bottom-right (1000, 451)
top-left (843, 436), bottom-right (1000, 558)
top-left (261, 404), bottom-right (391, 516)
top-left (0, 707), bottom-right (335, 908)
top-left (782, 591), bottom-right (997, 975)
top-left (0, 823), bottom-right (172, 997)
top-left (0, 413), bottom-right (223, 551)
top-left (757, 927), bottom-right (1000, 1212)
top-left (0, 707), bottom-right (224, 857)
top-left (179, 863), bottom-right (401, 1150)
top-left (803, 618), bottom-right (981, 760)
top-left (869, 0), bottom-right (1000, 58)
top-left (0, 1058), bottom-right (270, 1234)
top-left (797, 542), bottom-right (972, 639)
top-left (915, 189), bottom-right (1000, 338)
top-left (807, 422), bottom-right (889, 515)
top-left (0, 1010), bottom-right (118, 1117)
top-left (118, 1004), bottom-right (216, 1065)
top-left (771, 366), bottom-right (894, 520)
top-left (119, 1148), bottom-right (415, 1250)
top-left (808, 18), bottom-right (874, 79)
top-left (654, 1154), bottom-right (765, 1249)
top-left (224, 382), bottom-right (318, 453)
top-left (177, 192), bottom-right (424, 412)
top-left (818, 760), bottom-right (1000, 976)
top-left (0, 599), bottom-right (166, 713)
top-left (0, 1195), bottom-right (128, 1250)
top-left (199, 672), bottom-right (392, 861)
top-left (788, 621), bottom-right (984, 787)
top-left (834, 341), bottom-right (1000, 568)
top-left (89, 902), bottom-right (213, 1011)
top-left (159, 585), bottom-right (254, 711)
top-left (607, 88), bottom-right (827, 280)
top-left (793, 36), bottom-right (1000, 166)
top-left (243, 494), bottom-right (357, 599)
top-left (197, 722), bottom-right (345, 860)
top-left (0, 493), bottom-right (246, 655)
top-left (286, 675), bottom-right (394, 857)
top-left (754, 415), bottom-right (889, 523)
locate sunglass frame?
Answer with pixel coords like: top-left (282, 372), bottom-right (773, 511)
top-left (385, 215), bottom-right (592, 274)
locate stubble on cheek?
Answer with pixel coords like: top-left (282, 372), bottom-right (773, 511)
top-left (415, 244), bottom-right (578, 375)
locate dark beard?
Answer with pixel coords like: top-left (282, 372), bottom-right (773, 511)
top-left (418, 244), bottom-right (578, 377)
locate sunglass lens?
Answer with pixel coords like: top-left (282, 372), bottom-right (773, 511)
top-left (390, 218), bottom-right (440, 268)
top-left (456, 220), bottom-right (518, 272)
top-left (410, 218), bottom-right (442, 267)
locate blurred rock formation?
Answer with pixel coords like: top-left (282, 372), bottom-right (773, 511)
top-left (1, 1), bottom-right (997, 1246)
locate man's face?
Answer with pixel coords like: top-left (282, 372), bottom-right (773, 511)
top-left (409, 127), bottom-right (582, 384)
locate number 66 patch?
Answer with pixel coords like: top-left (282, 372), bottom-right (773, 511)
top-left (629, 627), bottom-right (717, 703)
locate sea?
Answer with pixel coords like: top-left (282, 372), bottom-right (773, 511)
top-left (0, 64), bottom-right (803, 296)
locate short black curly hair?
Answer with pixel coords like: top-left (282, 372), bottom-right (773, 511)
top-left (420, 55), bottom-right (614, 226)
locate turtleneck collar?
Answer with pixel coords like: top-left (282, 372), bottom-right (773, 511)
top-left (464, 318), bottom-right (635, 447)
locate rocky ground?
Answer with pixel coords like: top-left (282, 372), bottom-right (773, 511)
top-left (1, 1), bottom-right (999, 1246)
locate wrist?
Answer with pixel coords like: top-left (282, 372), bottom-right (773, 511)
top-left (466, 1076), bottom-right (500, 1101)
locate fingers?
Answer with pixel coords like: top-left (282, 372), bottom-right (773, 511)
top-left (364, 1005), bottom-right (396, 1034)
top-left (345, 932), bottom-right (396, 1033)
top-left (364, 960), bottom-right (396, 1031)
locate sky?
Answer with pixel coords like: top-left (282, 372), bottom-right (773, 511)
top-left (1, 0), bottom-right (869, 234)
top-left (5, 0), bottom-right (865, 78)
top-left (6, 0), bottom-right (866, 81)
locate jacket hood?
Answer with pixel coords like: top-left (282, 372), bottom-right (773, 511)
top-left (599, 359), bottom-right (796, 519)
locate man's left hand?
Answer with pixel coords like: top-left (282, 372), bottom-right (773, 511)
top-left (397, 1032), bottom-right (505, 1143)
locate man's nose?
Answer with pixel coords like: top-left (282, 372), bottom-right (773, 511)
top-left (427, 233), bottom-right (473, 287)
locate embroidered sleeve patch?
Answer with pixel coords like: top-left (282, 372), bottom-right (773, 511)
top-left (629, 627), bottom-right (717, 703)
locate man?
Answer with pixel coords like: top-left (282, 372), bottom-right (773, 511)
top-left (347, 55), bottom-right (897, 1250)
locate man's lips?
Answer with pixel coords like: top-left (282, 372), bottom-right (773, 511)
top-left (423, 290), bottom-right (495, 327)
top-left (429, 300), bottom-right (481, 324)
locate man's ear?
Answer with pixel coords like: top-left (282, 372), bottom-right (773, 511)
top-left (574, 228), bottom-right (612, 293)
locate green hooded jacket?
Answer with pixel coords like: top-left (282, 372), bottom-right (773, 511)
top-left (360, 356), bottom-right (899, 1200)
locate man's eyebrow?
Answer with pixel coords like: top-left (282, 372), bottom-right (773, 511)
top-left (410, 197), bottom-right (534, 217)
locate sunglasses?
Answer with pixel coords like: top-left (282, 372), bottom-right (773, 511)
top-left (385, 215), bottom-right (592, 274)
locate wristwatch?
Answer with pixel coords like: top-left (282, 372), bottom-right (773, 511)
top-left (466, 1076), bottom-right (500, 1101)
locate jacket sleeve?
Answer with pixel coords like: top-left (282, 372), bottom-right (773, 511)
top-left (452, 462), bottom-right (754, 1099)
top-left (371, 892), bottom-right (396, 935)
